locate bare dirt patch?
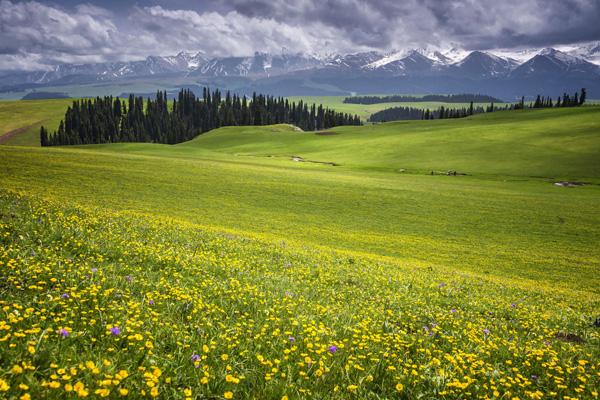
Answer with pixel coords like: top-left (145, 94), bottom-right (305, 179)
top-left (553, 181), bottom-right (586, 187)
top-left (291, 155), bottom-right (338, 166)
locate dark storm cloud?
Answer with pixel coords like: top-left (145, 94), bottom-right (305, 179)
top-left (221, 0), bottom-right (600, 50)
top-left (1, 0), bottom-right (599, 70)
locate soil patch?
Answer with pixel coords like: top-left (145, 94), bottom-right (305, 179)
top-left (291, 155), bottom-right (338, 166)
top-left (553, 181), bottom-right (586, 187)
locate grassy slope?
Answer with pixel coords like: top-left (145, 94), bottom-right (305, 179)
top-left (179, 107), bottom-right (600, 180)
top-left (2, 191), bottom-right (598, 399)
top-left (0, 98), bottom-right (73, 146)
top-left (1, 108), bottom-right (599, 296)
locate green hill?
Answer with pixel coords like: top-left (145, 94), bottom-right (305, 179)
top-left (179, 107), bottom-right (600, 180)
top-left (0, 98), bottom-right (73, 146)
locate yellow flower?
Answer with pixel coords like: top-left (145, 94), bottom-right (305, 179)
top-left (282, 396), bottom-right (289, 400)
top-left (0, 379), bottom-right (9, 392)
top-left (116, 370), bottom-right (129, 380)
top-left (94, 388), bottom-right (110, 397)
top-left (226, 374), bottom-right (240, 384)
top-left (224, 391), bottom-right (234, 399)
top-left (347, 385), bottom-right (358, 392)
top-left (203, 344), bottom-right (209, 353)
top-left (150, 387), bottom-right (159, 397)
top-left (184, 388), bottom-right (192, 396)
top-left (48, 381), bottom-right (61, 389)
top-left (21, 394), bottom-right (31, 400)
top-left (119, 388), bottom-right (129, 396)
top-left (200, 377), bottom-right (209, 384)
top-left (12, 365), bottom-right (24, 374)
top-left (396, 383), bottom-right (404, 392)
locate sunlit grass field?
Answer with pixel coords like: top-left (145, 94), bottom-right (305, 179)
top-left (0, 105), bottom-right (599, 399)
top-left (0, 98), bottom-right (73, 146)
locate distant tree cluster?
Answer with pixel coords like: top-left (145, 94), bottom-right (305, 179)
top-left (532, 88), bottom-right (586, 108)
top-left (41, 88), bottom-right (361, 146)
top-left (369, 102), bottom-right (493, 122)
top-left (344, 93), bottom-right (503, 105)
top-left (367, 106), bottom-right (425, 122)
top-left (368, 88), bottom-right (587, 123)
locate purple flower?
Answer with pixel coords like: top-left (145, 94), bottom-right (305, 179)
top-left (328, 345), bottom-right (338, 354)
top-left (125, 275), bottom-right (133, 283)
top-left (61, 293), bottom-right (70, 299)
top-left (451, 308), bottom-right (457, 313)
top-left (511, 303), bottom-right (517, 308)
top-left (438, 283), bottom-right (446, 288)
top-left (148, 300), bottom-right (155, 305)
top-left (483, 328), bottom-right (490, 335)
top-left (288, 336), bottom-right (295, 343)
top-left (91, 268), bottom-right (98, 273)
top-left (191, 354), bottom-right (201, 362)
top-left (59, 328), bottom-right (69, 337)
top-left (531, 375), bottom-right (538, 380)
top-left (109, 326), bottom-right (121, 336)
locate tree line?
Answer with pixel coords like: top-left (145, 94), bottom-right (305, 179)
top-left (41, 88), bottom-right (362, 146)
top-left (344, 93), bottom-right (503, 105)
top-left (369, 102), bottom-right (496, 122)
top-left (368, 88), bottom-right (587, 123)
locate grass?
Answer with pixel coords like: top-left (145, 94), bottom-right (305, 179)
top-left (0, 106), bottom-right (599, 399)
top-left (0, 98), bottom-right (73, 146)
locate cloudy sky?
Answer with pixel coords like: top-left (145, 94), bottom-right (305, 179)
top-left (1, 0), bottom-right (600, 70)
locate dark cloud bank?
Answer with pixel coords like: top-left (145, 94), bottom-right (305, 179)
top-left (1, 0), bottom-right (599, 70)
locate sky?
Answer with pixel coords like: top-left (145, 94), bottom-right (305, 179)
top-left (1, 0), bottom-right (600, 70)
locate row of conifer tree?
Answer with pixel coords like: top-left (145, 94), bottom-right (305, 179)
top-left (40, 88), bottom-right (362, 146)
top-left (344, 93), bottom-right (503, 104)
top-left (368, 89), bottom-right (587, 122)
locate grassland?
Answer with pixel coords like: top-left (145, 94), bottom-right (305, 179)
top-left (0, 98), bottom-right (73, 146)
top-left (0, 106), bottom-right (599, 399)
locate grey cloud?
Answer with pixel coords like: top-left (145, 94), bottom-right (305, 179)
top-left (1, 0), bottom-right (599, 70)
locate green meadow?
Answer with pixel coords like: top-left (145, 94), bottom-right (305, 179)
top-left (0, 101), bottom-right (599, 399)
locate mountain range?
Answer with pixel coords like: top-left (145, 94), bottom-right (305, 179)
top-left (2, 42), bottom-right (600, 100)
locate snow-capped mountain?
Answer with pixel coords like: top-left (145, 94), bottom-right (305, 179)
top-left (510, 48), bottom-right (599, 78)
top-left (1, 43), bottom-right (599, 100)
top-left (324, 51), bottom-right (381, 70)
top-left (193, 52), bottom-right (323, 77)
top-left (563, 41), bottom-right (600, 65)
top-left (449, 51), bottom-right (519, 78)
